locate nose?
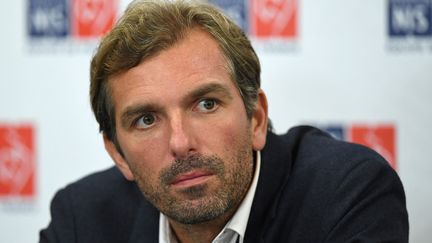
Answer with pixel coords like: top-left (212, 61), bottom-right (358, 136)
top-left (168, 112), bottom-right (196, 159)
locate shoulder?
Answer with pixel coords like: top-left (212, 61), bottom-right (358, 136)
top-left (276, 125), bottom-right (401, 199)
top-left (262, 126), bottom-right (408, 242)
top-left (55, 166), bottom-right (143, 221)
top-left (40, 167), bottom-right (146, 243)
top-left (62, 166), bottom-right (137, 201)
top-left (276, 125), bottom-right (393, 177)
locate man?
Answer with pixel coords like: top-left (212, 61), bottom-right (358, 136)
top-left (40, 0), bottom-right (409, 242)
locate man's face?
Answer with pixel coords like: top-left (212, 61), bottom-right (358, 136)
top-left (104, 29), bottom-right (267, 224)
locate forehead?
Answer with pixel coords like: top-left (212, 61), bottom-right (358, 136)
top-left (108, 29), bottom-right (236, 111)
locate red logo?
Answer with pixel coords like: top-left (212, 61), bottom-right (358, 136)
top-left (0, 125), bottom-right (36, 198)
top-left (71, 0), bottom-right (118, 38)
top-left (349, 124), bottom-right (397, 170)
top-left (250, 0), bottom-right (298, 38)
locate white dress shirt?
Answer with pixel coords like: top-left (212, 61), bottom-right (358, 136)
top-left (159, 151), bottom-right (262, 243)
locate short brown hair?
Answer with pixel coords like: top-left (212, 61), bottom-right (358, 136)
top-left (90, 0), bottom-right (261, 141)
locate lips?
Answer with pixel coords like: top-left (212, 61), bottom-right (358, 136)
top-left (170, 171), bottom-right (214, 187)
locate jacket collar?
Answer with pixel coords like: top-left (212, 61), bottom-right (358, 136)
top-left (244, 131), bottom-right (294, 242)
top-left (128, 193), bottom-right (160, 243)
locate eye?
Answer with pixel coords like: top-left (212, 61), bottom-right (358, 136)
top-left (135, 113), bottom-right (157, 129)
top-left (196, 99), bottom-right (218, 113)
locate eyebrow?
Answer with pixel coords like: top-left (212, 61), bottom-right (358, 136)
top-left (187, 82), bottom-right (233, 102)
top-left (119, 82), bottom-right (234, 129)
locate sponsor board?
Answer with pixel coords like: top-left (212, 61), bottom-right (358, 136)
top-left (387, 0), bottom-right (432, 53)
top-left (0, 124), bottom-right (36, 206)
top-left (349, 125), bottom-right (396, 170)
top-left (249, 0), bottom-right (299, 52)
top-left (27, 0), bottom-right (118, 53)
top-left (71, 0), bottom-right (117, 38)
top-left (249, 0), bottom-right (298, 39)
top-left (320, 124), bottom-right (397, 170)
top-left (208, 0), bottom-right (248, 32)
top-left (209, 0), bottom-right (299, 53)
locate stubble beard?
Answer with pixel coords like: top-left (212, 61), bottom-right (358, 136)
top-left (131, 137), bottom-right (254, 225)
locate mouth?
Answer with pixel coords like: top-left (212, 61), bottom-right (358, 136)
top-left (170, 171), bottom-right (214, 188)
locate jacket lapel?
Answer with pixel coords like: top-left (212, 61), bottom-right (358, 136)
top-left (244, 131), bottom-right (294, 242)
top-left (128, 197), bottom-right (160, 243)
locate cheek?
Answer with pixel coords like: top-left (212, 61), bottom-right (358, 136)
top-left (117, 133), bottom-right (169, 180)
top-left (212, 117), bottom-right (252, 155)
top-left (223, 111), bottom-right (251, 141)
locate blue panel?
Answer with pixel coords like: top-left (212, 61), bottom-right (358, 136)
top-left (321, 125), bottom-right (346, 141)
top-left (208, 0), bottom-right (248, 33)
top-left (28, 0), bottom-right (69, 38)
top-left (388, 0), bottom-right (432, 37)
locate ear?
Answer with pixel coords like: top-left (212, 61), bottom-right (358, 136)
top-left (251, 89), bottom-right (268, 151)
top-left (103, 134), bottom-right (135, 181)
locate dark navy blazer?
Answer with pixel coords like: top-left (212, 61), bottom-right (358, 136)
top-left (40, 126), bottom-right (409, 242)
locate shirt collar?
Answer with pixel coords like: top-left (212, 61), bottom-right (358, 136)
top-left (159, 151), bottom-right (261, 243)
